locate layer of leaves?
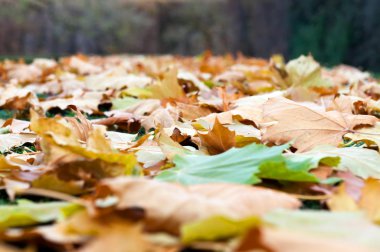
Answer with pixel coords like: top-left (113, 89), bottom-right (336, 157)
top-left (1, 53), bottom-right (380, 250)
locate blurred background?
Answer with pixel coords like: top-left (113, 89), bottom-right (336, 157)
top-left (1, 0), bottom-right (380, 71)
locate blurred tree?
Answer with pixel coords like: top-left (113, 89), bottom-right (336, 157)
top-left (1, 0), bottom-right (380, 71)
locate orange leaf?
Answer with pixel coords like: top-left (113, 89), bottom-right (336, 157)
top-left (198, 117), bottom-right (236, 154)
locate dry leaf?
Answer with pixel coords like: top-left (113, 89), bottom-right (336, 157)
top-left (90, 177), bottom-right (300, 234)
top-left (198, 117), bottom-right (236, 154)
top-left (148, 68), bottom-right (185, 99)
top-left (262, 97), bottom-right (377, 151)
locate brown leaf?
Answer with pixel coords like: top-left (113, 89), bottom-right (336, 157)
top-left (198, 117), bottom-right (236, 154)
top-left (235, 228), bottom-right (274, 252)
top-left (90, 177), bottom-right (300, 234)
top-left (262, 97), bottom-right (377, 151)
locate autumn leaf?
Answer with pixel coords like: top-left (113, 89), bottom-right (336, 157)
top-left (327, 183), bottom-right (359, 212)
top-left (260, 228), bottom-right (373, 252)
top-left (264, 209), bottom-right (380, 251)
top-left (38, 209), bottom-right (149, 252)
top-left (262, 97), bottom-right (377, 151)
top-left (111, 97), bottom-right (142, 110)
top-left (181, 215), bottom-right (260, 244)
top-left (302, 146), bottom-right (380, 179)
top-left (358, 178), bottom-right (380, 223)
top-left (157, 143), bottom-right (338, 185)
top-left (198, 117), bottom-right (236, 154)
top-left (156, 143), bottom-right (288, 185)
top-left (90, 177), bottom-right (300, 234)
top-left (148, 68), bottom-right (185, 99)
top-left (285, 55), bottom-right (334, 88)
top-left (328, 178), bottom-right (380, 224)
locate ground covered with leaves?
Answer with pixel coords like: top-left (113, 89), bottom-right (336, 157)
top-left (0, 53), bottom-right (380, 251)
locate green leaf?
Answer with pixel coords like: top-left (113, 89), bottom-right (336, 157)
top-left (300, 146), bottom-right (380, 179)
top-left (257, 152), bottom-right (340, 183)
top-left (155, 143), bottom-right (288, 185)
top-left (111, 97), bottom-right (141, 110)
top-left (156, 143), bottom-right (339, 185)
top-left (258, 160), bottom-right (320, 182)
top-left (121, 87), bottom-right (153, 98)
top-left (181, 215), bottom-right (260, 244)
top-left (264, 209), bottom-right (380, 250)
top-left (0, 200), bottom-right (74, 229)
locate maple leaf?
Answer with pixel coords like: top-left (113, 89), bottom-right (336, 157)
top-left (148, 68), bottom-right (185, 99)
top-left (302, 146), bottom-right (380, 179)
top-left (90, 177), bottom-right (300, 234)
top-left (156, 143), bottom-right (338, 185)
top-left (198, 117), bottom-right (236, 154)
top-left (285, 55), bottom-right (333, 88)
top-left (262, 97), bottom-right (377, 151)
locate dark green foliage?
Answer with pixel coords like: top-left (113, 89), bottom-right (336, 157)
top-left (290, 0), bottom-right (354, 66)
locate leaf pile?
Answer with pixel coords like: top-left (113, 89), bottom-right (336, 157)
top-left (0, 54), bottom-right (380, 251)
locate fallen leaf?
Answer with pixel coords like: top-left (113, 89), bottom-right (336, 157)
top-left (148, 68), bottom-right (185, 99)
top-left (264, 209), bottom-right (380, 251)
top-left (327, 183), bottom-right (359, 212)
top-left (157, 143), bottom-right (337, 185)
top-left (91, 177), bottom-right (300, 234)
top-left (181, 215), bottom-right (260, 244)
top-left (358, 178), bottom-right (380, 223)
top-left (262, 97), bottom-right (377, 151)
top-left (302, 146), bottom-right (380, 179)
top-left (198, 118), bottom-right (236, 154)
top-left (285, 55), bottom-right (333, 88)
top-left (156, 143), bottom-right (287, 185)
